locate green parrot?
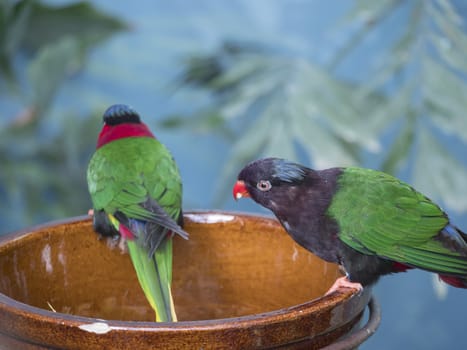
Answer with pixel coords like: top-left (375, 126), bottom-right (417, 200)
top-left (87, 104), bottom-right (188, 322)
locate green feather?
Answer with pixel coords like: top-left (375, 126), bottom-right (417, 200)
top-left (127, 238), bottom-right (176, 322)
top-left (87, 136), bottom-right (184, 322)
top-left (327, 167), bottom-right (467, 275)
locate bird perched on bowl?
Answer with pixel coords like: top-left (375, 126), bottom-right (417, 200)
top-left (87, 104), bottom-right (188, 321)
top-left (233, 157), bottom-right (467, 294)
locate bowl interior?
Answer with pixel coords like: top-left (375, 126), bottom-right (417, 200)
top-left (0, 212), bottom-right (341, 322)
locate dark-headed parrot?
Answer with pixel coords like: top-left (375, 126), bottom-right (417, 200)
top-left (87, 104), bottom-right (188, 321)
top-left (233, 157), bottom-right (467, 293)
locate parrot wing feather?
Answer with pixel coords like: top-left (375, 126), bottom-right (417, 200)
top-left (115, 197), bottom-right (188, 256)
top-left (327, 167), bottom-right (467, 275)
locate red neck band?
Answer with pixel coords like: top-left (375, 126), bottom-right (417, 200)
top-left (96, 123), bottom-right (155, 149)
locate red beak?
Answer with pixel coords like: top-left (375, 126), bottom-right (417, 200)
top-left (233, 180), bottom-right (250, 200)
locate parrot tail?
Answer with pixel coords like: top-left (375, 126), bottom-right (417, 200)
top-left (108, 214), bottom-right (178, 322)
top-left (438, 224), bottom-right (467, 256)
top-left (439, 274), bottom-right (467, 288)
top-left (436, 225), bottom-right (467, 288)
top-left (127, 238), bottom-right (177, 321)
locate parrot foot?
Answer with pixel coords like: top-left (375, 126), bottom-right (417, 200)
top-left (102, 235), bottom-right (127, 253)
top-left (117, 237), bottom-right (127, 253)
top-left (88, 209), bottom-right (94, 216)
top-left (325, 276), bottom-right (363, 296)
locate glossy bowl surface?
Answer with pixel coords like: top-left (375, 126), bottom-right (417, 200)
top-left (0, 211), bottom-right (370, 349)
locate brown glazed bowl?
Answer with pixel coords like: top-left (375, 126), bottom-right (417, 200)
top-left (0, 211), bottom-right (372, 349)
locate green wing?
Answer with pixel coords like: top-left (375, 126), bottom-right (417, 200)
top-left (87, 136), bottom-right (184, 322)
top-left (87, 137), bottom-right (183, 224)
top-left (327, 167), bottom-right (467, 275)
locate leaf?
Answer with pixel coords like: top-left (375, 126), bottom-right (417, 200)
top-left (423, 58), bottom-right (467, 142)
top-left (0, 108), bottom-right (99, 233)
top-left (22, 1), bottom-right (128, 53)
top-left (430, 32), bottom-right (467, 73)
top-left (0, 1), bottom-right (126, 86)
top-left (180, 55), bottom-right (224, 88)
top-left (292, 113), bottom-right (359, 169)
top-left (429, 1), bottom-right (467, 58)
top-left (158, 111), bottom-right (235, 140)
top-left (413, 128), bottom-right (467, 213)
top-left (340, 0), bottom-right (396, 24)
top-left (0, 0), bottom-right (33, 82)
top-left (330, 0), bottom-right (406, 70)
top-left (27, 36), bottom-right (82, 117)
top-left (256, 93), bottom-right (297, 161)
top-left (381, 117), bottom-right (414, 174)
top-left (294, 60), bottom-right (381, 153)
top-left (358, 79), bottom-right (414, 139)
top-left (425, 98), bottom-right (467, 144)
top-left (217, 58), bottom-right (286, 120)
top-left (209, 54), bottom-right (270, 93)
top-left (428, 2), bottom-right (467, 74)
top-left (0, 1), bottom-right (31, 55)
top-left (436, 0), bottom-right (463, 25)
top-left (212, 109), bottom-right (271, 205)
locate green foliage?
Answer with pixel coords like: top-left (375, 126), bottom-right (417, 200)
top-left (166, 0), bottom-right (467, 211)
top-left (0, 110), bottom-right (102, 228)
top-left (0, 0), bottom-right (32, 82)
top-left (22, 1), bottom-right (127, 52)
top-left (28, 36), bottom-right (83, 117)
top-left (0, 0), bottom-right (127, 231)
top-left (0, 0), bottom-right (127, 85)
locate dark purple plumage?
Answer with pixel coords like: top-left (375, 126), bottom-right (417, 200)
top-left (234, 158), bottom-right (467, 289)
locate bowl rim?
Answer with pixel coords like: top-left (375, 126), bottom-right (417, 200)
top-left (0, 210), bottom-right (366, 331)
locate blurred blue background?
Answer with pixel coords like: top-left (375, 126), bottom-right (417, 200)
top-left (1, 1), bottom-right (467, 348)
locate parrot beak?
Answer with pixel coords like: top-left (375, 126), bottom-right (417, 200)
top-left (233, 180), bottom-right (250, 200)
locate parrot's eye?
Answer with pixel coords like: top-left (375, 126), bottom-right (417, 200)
top-left (257, 180), bottom-right (272, 191)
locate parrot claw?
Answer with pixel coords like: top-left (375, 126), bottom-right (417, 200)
top-left (325, 276), bottom-right (363, 296)
top-left (101, 235), bottom-right (127, 253)
top-left (88, 209), bottom-right (94, 216)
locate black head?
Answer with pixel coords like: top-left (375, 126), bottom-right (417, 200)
top-left (233, 157), bottom-right (309, 209)
top-left (103, 104), bottom-right (141, 125)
